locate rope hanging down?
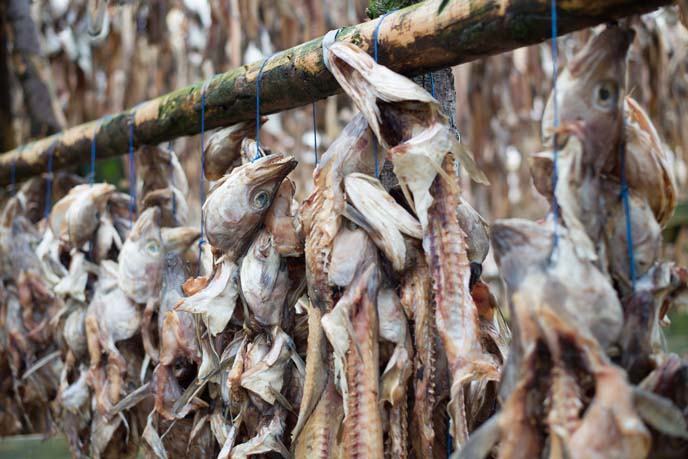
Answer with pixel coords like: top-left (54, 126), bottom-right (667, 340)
top-left (255, 54), bottom-right (275, 160)
top-left (372, 9), bottom-right (397, 178)
top-left (549, 0), bottom-right (561, 256)
top-left (198, 75), bottom-right (215, 272)
top-left (312, 102), bottom-right (318, 166)
top-left (128, 104), bottom-right (146, 226)
top-left (167, 141), bottom-right (177, 225)
top-left (90, 116), bottom-right (110, 186)
top-left (619, 128), bottom-right (637, 291)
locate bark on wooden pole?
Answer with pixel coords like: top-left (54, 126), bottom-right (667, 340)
top-left (0, 0), bottom-right (671, 186)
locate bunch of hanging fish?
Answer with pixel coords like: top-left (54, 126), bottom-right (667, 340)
top-left (462, 24), bottom-right (688, 459)
top-left (0, 24), bottom-right (686, 459)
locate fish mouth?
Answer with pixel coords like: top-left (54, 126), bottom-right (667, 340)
top-left (569, 25), bottom-right (635, 77)
top-left (248, 154), bottom-right (298, 185)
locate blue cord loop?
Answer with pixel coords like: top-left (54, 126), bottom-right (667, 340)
top-left (619, 132), bottom-right (636, 291)
top-left (549, 0), bottom-right (560, 256)
top-left (44, 137), bottom-right (59, 221)
top-left (128, 103), bottom-right (145, 227)
top-left (198, 75), bottom-right (215, 273)
top-left (372, 9), bottom-right (397, 178)
top-left (90, 115), bottom-right (111, 186)
top-left (255, 54), bottom-right (275, 160)
top-left (312, 102), bottom-right (318, 165)
top-left (167, 141), bottom-right (177, 225)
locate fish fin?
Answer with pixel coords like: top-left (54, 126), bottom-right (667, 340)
top-left (398, 177), bottom-right (417, 216)
top-left (633, 386), bottom-right (688, 439)
top-left (450, 138), bottom-right (490, 185)
top-left (456, 414), bottom-right (501, 459)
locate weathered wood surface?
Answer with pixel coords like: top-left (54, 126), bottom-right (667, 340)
top-left (0, 0), bottom-right (672, 186)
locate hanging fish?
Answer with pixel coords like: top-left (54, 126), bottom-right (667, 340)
top-left (203, 153), bottom-right (297, 259)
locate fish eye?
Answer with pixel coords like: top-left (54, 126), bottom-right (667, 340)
top-left (593, 81), bottom-right (618, 111)
top-left (146, 240), bottom-right (161, 255)
top-left (252, 190), bottom-right (271, 210)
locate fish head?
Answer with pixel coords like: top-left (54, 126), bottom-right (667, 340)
top-left (240, 229), bottom-right (289, 326)
top-left (543, 25), bottom-right (634, 157)
top-left (491, 218), bottom-right (553, 290)
top-left (118, 207), bottom-right (164, 302)
top-left (204, 153), bottom-right (297, 257)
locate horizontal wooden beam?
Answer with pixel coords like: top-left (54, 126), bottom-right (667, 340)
top-left (0, 0), bottom-right (671, 185)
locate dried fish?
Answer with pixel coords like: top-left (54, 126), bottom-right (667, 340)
top-left (204, 120), bottom-right (262, 180)
top-left (203, 153), bottom-right (297, 258)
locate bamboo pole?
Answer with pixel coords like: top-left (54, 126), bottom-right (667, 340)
top-left (0, 0), bottom-right (671, 186)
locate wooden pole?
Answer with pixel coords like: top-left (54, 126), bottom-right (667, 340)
top-left (0, 0), bottom-right (671, 186)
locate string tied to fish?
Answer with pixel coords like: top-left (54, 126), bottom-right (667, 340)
top-left (128, 102), bottom-right (147, 227)
top-left (619, 123), bottom-right (636, 291)
top-left (167, 140), bottom-right (177, 225)
top-left (549, 0), bottom-right (560, 261)
top-left (312, 102), bottom-right (318, 166)
top-left (198, 74), bottom-right (217, 273)
top-left (255, 53), bottom-right (276, 161)
top-left (90, 115), bottom-right (112, 187)
top-left (372, 9), bottom-right (398, 178)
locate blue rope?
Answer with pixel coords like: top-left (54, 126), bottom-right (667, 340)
top-left (198, 75), bottom-right (215, 273)
top-left (255, 54), bottom-right (274, 160)
top-left (373, 9), bottom-right (396, 63)
top-left (549, 0), bottom-right (560, 254)
top-left (619, 136), bottom-right (636, 291)
top-left (429, 72), bottom-right (436, 98)
top-left (44, 137), bottom-right (59, 221)
top-left (90, 116), bottom-right (110, 186)
top-left (372, 9), bottom-right (396, 178)
top-left (167, 141), bottom-right (177, 225)
top-left (312, 102), bottom-right (318, 165)
top-left (128, 105), bottom-right (144, 227)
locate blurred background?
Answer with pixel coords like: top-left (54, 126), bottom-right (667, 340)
top-left (0, 0), bottom-right (687, 456)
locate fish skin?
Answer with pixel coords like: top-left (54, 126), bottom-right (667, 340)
top-left (118, 207), bottom-right (164, 304)
top-left (427, 155), bottom-right (499, 449)
top-left (49, 183), bottom-right (115, 249)
top-left (293, 372), bottom-right (344, 459)
top-left (403, 252), bottom-right (436, 459)
top-left (491, 219), bottom-right (623, 349)
top-left (486, 220), bottom-right (649, 459)
top-left (141, 187), bottom-right (190, 227)
top-left (342, 263), bottom-right (384, 459)
top-left (300, 113), bottom-right (374, 313)
top-left (542, 25), bottom-right (634, 161)
top-left (294, 114), bottom-right (373, 451)
top-left (344, 173), bottom-right (422, 272)
top-left (203, 120), bottom-right (262, 180)
top-left (240, 229), bottom-right (290, 327)
top-left (203, 153), bottom-right (297, 259)
top-left (136, 145), bottom-right (189, 198)
top-left (264, 178), bottom-right (303, 257)
top-left (609, 97), bottom-right (677, 227)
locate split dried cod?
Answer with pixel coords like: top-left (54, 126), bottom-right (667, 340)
top-left (326, 40), bottom-right (495, 451)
